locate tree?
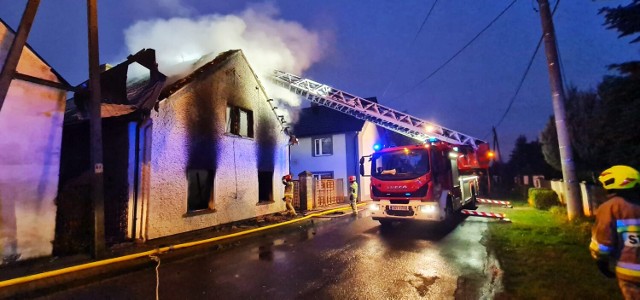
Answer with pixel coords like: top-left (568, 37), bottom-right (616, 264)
top-left (597, 75), bottom-right (640, 168)
top-left (507, 135), bottom-right (558, 180)
top-left (539, 80), bottom-right (640, 181)
top-left (601, 0), bottom-right (640, 42)
top-left (540, 87), bottom-right (608, 182)
top-left (600, 1), bottom-right (640, 76)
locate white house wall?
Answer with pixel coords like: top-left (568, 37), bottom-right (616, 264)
top-left (147, 52), bottom-right (289, 239)
top-left (290, 133), bottom-right (349, 184)
top-left (0, 24), bottom-right (67, 261)
top-left (357, 122), bottom-right (381, 201)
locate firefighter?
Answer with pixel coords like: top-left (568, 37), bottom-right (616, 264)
top-left (282, 174), bottom-right (297, 217)
top-left (349, 176), bottom-right (358, 215)
top-left (590, 165), bottom-right (640, 299)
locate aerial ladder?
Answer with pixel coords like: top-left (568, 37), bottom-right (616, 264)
top-left (270, 70), bottom-right (485, 148)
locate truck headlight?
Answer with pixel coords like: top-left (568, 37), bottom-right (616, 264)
top-left (369, 203), bottom-right (380, 211)
top-left (420, 205), bottom-right (435, 214)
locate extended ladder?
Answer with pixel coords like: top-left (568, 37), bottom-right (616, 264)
top-left (270, 70), bottom-right (485, 147)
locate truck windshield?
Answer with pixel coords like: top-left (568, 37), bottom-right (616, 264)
top-left (371, 149), bottom-right (430, 180)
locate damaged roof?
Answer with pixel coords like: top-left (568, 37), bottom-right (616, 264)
top-left (159, 49), bottom-right (240, 100)
top-left (65, 48), bottom-right (167, 124)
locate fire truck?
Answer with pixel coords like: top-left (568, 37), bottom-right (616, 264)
top-left (361, 141), bottom-right (491, 225)
top-left (270, 70), bottom-right (493, 225)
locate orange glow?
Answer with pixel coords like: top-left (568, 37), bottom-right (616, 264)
top-left (425, 124), bottom-right (435, 132)
top-left (487, 151), bottom-right (495, 158)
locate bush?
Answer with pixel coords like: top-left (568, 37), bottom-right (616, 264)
top-left (528, 188), bottom-right (560, 210)
top-left (548, 205), bottom-right (566, 216)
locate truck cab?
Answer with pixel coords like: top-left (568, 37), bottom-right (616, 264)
top-left (361, 142), bottom-right (480, 225)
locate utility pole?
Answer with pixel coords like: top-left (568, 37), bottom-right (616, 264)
top-left (491, 126), bottom-right (502, 164)
top-left (0, 0), bottom-right (40, 113)
top-left (537, 0), bottom-right (582, 220)
top-left (87, 0), bottom-right (105, 257)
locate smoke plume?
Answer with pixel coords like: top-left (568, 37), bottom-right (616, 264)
top-left (123, 2), bottom-right (326, 123)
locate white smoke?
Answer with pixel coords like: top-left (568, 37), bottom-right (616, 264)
top-left (123, 2), bottom-right (326, 123)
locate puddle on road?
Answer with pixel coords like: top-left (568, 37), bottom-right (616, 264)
top-left (401, 273), bottom-right (439, 297)
top-left (258, 242), bottom-right (274, 261)
top-left (480, 250), bottom-right (504, 298)
top-left (256, 227), bottom-right (318, 261)
top-left (410, 273), bottom-right (439, 297)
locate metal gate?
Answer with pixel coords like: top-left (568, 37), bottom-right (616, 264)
top-left (314, 178), bottom-right (345, 207)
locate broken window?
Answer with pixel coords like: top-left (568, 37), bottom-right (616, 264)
top-left (187, 169), bottom-right (213, 212)
top-left (258, 171), bottom-right (273, 203)
top-left (226, 105), bottom-right (254, 138)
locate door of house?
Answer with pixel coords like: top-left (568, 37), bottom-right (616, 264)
top-left (314, 178), bottom-right (345, 207)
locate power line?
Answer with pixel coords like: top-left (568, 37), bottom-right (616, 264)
top-left (485, 0), bottom-right (561, 139)
top-left (490, 34), bottom-right (544, 134)
top-left (410, 0), bottom-right (440, 45)
top-left (391, 0), bottom-right (518, 100)
top-left (381, 0), bottom-right (439, 98)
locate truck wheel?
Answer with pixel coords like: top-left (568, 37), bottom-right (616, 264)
top-left (467, 187), bottom-right (478, 210)
top-left (444, 199), bottom-right (456, 225)
top-left (379, 220), bottom-right (392, 228)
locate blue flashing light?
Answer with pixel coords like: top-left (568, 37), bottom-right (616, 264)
top-left (405, 193), bottom-right (411, 196)
top-left (373, 144), bottom-right (381, 151)
top-left (428, 137), bottom-right (438, 143)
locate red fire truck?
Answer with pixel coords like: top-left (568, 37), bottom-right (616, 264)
top-left (361, 141), bottom-right (491, 225)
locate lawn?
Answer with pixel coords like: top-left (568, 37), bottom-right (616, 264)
top-left (484, 200), bottom-right (622, 299)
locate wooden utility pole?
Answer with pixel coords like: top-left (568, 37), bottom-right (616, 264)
top-left (492, 126), bottom-right (502, 164)
top-left (87, 0), bottom-right (105, 257)
top-left (0, 0), bottom-right (40, 113)
top-left (537, 0), bottom-right (582, 219)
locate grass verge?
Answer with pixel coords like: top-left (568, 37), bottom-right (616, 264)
top-left (484, 200), bottom-right (622, 299)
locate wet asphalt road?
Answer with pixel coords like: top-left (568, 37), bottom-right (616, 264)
top-left (36, 210), bottom-right (501, 300)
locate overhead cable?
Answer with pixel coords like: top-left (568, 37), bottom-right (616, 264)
top-left (381, 0), bottom-right (439, 98)
top-left (486, 0), bottom-right (561, 139)
top-left (392, 0), bottom-right (518, 100)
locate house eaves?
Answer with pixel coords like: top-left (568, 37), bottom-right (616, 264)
top-left (0, 18), bottom-right (72, 91)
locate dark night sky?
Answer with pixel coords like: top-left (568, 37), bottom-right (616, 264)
top-left (1, 0), bottom-right (636, 157)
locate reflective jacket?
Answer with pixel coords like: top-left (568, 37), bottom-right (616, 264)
top-left (590, 195), bottom-right (640, 282)
top-left (283, 181), bottom-right (294, 198)
top-left (349, 182), bottom-right (358, 200)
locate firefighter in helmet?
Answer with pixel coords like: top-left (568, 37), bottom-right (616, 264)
top-left (282, 174), bottom-right (297, 217)
top-left (349, 176), bottom-right (358, 215)
top-left (590, 165), bottom-right (640, 299)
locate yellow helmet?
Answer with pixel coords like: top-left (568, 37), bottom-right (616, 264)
top-left (598, 165), bottom-right (639, 190)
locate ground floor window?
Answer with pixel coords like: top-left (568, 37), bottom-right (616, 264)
top-left (258, 171), bottom-right (273, 203)
top-left (312, 171), bottom-right (334, 181)
top-left (187, 169), bottom-right (213, 211)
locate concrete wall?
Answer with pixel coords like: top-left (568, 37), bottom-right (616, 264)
top-left (0, 24), bottom-right (67, 261)
top-left (146, 52), bottom-right (289, 239)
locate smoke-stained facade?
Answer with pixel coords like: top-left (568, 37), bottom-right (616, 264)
top-left (0, 21), bottom-right (70, 262)
top-left (147, 50), bottom-right (290, 239)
